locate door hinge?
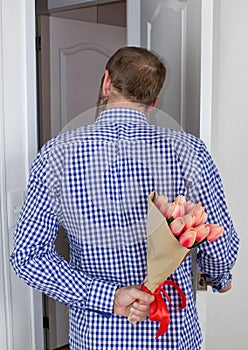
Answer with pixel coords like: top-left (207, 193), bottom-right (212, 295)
top-left (36, 36), bottom-right (41, 51)
top-left (43, 316), bottom-right (49, 329)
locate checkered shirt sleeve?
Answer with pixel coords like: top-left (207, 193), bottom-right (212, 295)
top-left (10, 147), bottom-right (118, 313)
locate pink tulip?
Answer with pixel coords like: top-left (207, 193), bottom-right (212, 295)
top-left (178, 204), bottom-right (186, 217)
top-left (155, 195), bottom-right (168, 210)
top-left (206, 224), bottom-right (224, 242)
top-left (174, 195), bottom-right (186, 217)
top-left (170, 217), bottom-right (185, 237)
top-left (184, 201), bottom-right (196, 214)
top-left (159, 203), bottom-right (170, 217)
top-left (182, 213), bottom-right (195, 229)
top-left (165, 202), bottom-right (181, 220)
top-left (192, 203), bottom-right (206, 226)
top-left (197, 211), bottom-right (208, 225)
top-left (179, 228), bottom-right (196, 248)
top-left (175, 195), bottom-right (186, 206)
top-left (195, 224), bottom-right (210, 242)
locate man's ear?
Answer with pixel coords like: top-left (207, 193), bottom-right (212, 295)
top-left (147, 97), bottom-right (159, 112)
top-left (102, 69), bottom-right (112, 97)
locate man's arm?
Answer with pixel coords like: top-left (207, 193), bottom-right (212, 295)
top-left (194, 142), bottom-right (240, 292)
top-left (10, 151), bottom-right (118, 314)
top-left (10, 148), bottom-right (154, 319)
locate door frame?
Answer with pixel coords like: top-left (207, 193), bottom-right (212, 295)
top-left (200, 0), bottom-right (214, 148)
top-left (0, 0), bottom-right (43, 349)
top-left (126, 0), bottom-right (140, 46)
top-left (0, 0), bottom-right (214, 348)
top-left (0, 58), bottom-right (12, 350)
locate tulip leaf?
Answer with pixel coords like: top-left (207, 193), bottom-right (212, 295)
top-left (190, 238), bottom-right (207, 249)
top-left (167, 216), bottom-right (174, 225)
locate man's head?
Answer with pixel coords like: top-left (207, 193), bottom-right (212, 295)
top-left (97, 47), bottom-right (166, 111)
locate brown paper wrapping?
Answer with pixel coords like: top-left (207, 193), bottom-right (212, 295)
top-left (128, 191), bottom-right (189, 324)
top-left (143, 191), bottom-right (190, 292)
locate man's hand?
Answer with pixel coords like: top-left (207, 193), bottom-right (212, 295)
top-left (218, 281), bottom-right (232, 293)
top-left (113, 285), bottom-right (154, 322)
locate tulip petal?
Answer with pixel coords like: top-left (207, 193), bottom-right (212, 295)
top-left (195, 224), bottom-right (210, 242)
top-left (182, 213), bottom-right (195, 230)
top-left (197, 211), bottom-right (208, 225)
top-left (155, 195), bottom-right (168, 210)
top-left (193, 203), bottom-right (205, 226)
top-left (166, 202), bottom-right (181, 220)
top-left (184, 201), bottom-right (196, 214)
top-left (159, 203), bottom-right (170, 218)
top-left (179, 228), bottom-right (196, 248)
top-left (175, 195), bottom-right (186, 205)
top-left (207, 224), bottom-right (224, 242)
top-left (178, 204), bottom-right (185, 217)
top-left (170, 217), bottom-right (185, 237)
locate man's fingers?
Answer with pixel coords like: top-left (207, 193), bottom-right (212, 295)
top-left (129, 287), bottom-right (154, 304)
top-left (132, 301), bottom-right (150, 311)
top-left (218, 281), bottom-right (232, 293)
top-left (129, 301), bottom-right (151, 321)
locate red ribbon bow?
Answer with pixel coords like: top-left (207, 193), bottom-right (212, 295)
top-left (141, 280), bottom-right (186, 339)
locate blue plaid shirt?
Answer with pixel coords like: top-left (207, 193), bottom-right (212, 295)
top-left (11, 108), bottom-right (239, 349)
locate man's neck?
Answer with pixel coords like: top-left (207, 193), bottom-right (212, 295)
top-left (106, 97), bottom-right (147, 113)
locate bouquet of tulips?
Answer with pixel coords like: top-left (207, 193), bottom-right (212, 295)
top-left (129, 191), bottom-right (224, 339)
top-left (155, 193), bottom-right (224, 248)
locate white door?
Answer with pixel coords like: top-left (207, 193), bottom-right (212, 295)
top-left (38, 15), bottom-right (126, 349)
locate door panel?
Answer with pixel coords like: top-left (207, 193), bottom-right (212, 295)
top-left (49, 16), bottom-right (126, 138)
top-left (39, 15), bottom-right (126, 144)
top-left (145, 1), bottom-right (187, 127)
top-left (141, 0), bottom-right (201, 136)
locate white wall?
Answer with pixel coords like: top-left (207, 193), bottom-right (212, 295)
top-left (206, 1), bottom-right (248, 349)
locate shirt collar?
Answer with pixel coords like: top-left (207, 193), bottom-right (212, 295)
top-left (95, 108), bottom-right (149, 126)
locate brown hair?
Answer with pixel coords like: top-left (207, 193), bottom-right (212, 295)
top-left (105, 46), bottom-right (166, 106)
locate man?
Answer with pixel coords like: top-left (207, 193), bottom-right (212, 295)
top-left (11, 47), bottom-right (239, 349)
